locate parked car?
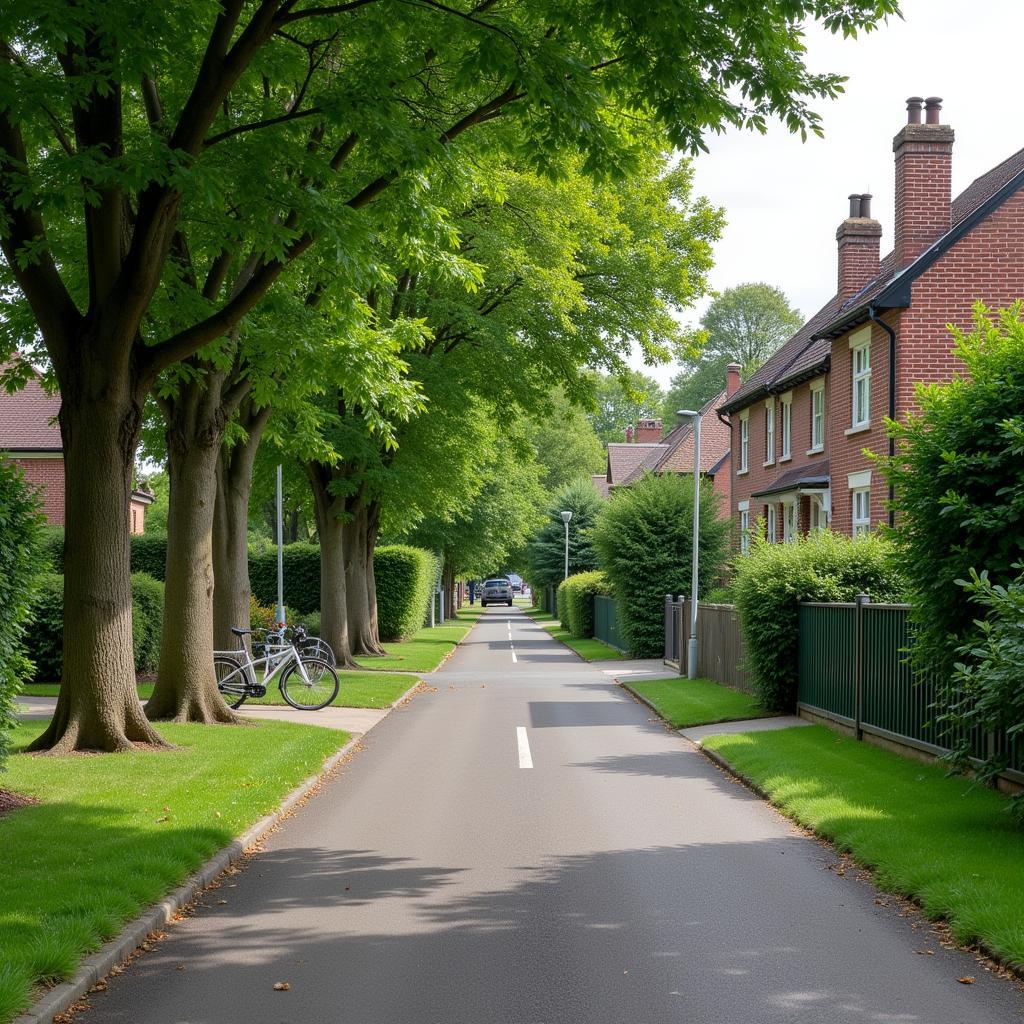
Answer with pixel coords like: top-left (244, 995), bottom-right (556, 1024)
top-left (481, 578), bottom-right (513, 607)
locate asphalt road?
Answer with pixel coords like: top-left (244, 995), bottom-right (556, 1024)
top-left (79, 606), bottom-right (1023, 1023)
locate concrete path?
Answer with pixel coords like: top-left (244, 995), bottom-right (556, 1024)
top-left (74, 607), bottom-right (1023, 1023)
top-left (680, 714), bottom-right (810, 745)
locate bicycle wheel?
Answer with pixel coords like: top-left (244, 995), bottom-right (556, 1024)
top-left (214, 655), bottom-right (249, 709)
top-left (280, 658), bottom-right (339, 711)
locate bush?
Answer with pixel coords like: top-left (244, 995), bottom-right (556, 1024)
top-left (556, 582), bottom-right (570, 629)
top-left (375, 545), bottom-right (437, 641)
top-left (0, 461), bottom-right (45, 769)
top-left (249, 543), bottom-right (321, 614)
top-left (592, 473), bottom-right (730, 657)
top-left (557, 570), bottom-right (611, 637)
top-left (879, 304), bottom-right (1024, 683)
top-left (40, 525), bottom-right (65, 572)
top-left (733, 531), bottom-right (904, 711)
top-left (130, 533), bottom-right (168, 580)
top-left (24, 573), bottom-right (166, 682)
top-left (525, 479), bottom-right (603, 593)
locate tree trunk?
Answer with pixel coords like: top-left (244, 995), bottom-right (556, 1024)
top-left (365, 500), bottom-right (382, 646)
top-left (212, 403), bottom-right (270, 654)
top-left (146, 376), bottom-right (240, 723)
top-left (28, 381), bottom-right (167, 753)
top-left (346, 497), bottom-right (385, 657)
top-left (306, 464), bottom-right (358, 669)
top-left (442, 564), bottom-right (457, 617)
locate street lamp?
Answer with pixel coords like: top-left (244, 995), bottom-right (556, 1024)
top-left (677, 409), bottom-right (701, 679)
top-left (560, 509), bottom-right (573, 580)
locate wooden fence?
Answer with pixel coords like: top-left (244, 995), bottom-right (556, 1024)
top-left (663, 596), bottom-right (754, 693)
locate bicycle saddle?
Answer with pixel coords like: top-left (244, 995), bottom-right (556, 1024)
top-left (231, 626), bottom-right (253, 636)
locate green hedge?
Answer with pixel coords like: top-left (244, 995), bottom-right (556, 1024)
top-left (26, 572), bottom-right (165, 683)
top-left (733, 531), bottom-right (904, 712)
top-left (557, 571), bottom-right (611, 638)
top-left (556, 582), bottom-right (570, 629)
top-left (0, 460), bottom-right (45, 770)
top-left (375, 545), bottom-right (437, 641)
top-left (249, 543), bottom-right (321, 614)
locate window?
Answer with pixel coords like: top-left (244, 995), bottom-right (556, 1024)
top-left (739, 412), bottom-right (749, 473)
top-left (764, 400), bottom-right (775, 464)
top-left (809, 497), bottom-right (827, 532)
top-left (766, 503), bottom-right (777, 542)
top-left (739, 503), bottom-right (750, 555)
top-left (780, 392), bottom-right (792, 460)
top-left (851, 331), bottom-right (871, 428)
top-left (810, 381), bottom-right (825, 452)
top-left (782, 501), bottom-right (797, 542)
top-left (852, 488), bottom-right (871, 537)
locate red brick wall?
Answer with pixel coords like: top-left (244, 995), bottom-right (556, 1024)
top-left (130, 498), bottom-right (148, 535)
top-left (893, 124), bottom-right (953, 268)
top-left (11, 456), bottom-right (66, 526)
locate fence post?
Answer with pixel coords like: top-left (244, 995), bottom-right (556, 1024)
top-left (678, 597), bottom-right (687, 677)
top-left (854, 592), bottom-right (869, 741)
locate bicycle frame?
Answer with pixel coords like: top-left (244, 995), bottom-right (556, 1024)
top-left (214, 640), bottom-right (313, 693)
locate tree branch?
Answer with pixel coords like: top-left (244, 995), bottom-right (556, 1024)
top-left (203, 105), bottom-right (323, 147)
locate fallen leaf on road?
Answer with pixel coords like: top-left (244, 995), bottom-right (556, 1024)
top-left (273, 982), bottom-right (291, 991)
top-left (88, 980), bottom-right (107, 993)
top-left (176, 965), bottom-right (186, 971)
top-left (957, 976), bottom-right (975, 985)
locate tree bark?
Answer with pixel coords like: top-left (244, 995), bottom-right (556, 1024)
top-left (146, 371), bottom-right (241, 723)
top-left (212, 401), bottom-right (270, 653)
top-left (365, 499), bottom-right (382, 646)
top-left (28, 374), bottom-right (167, 753)
top-left (306, 463), bottom-right (358, 669)
top-left (345, 496), bottom-right (385, 656)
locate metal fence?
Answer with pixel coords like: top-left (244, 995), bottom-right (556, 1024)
top-left (798, 598), bottom-right (1024, 785)
top-left (593, 594), bottom-right (626, 652)
top-left (664, 595), bottom-right (682, 665)
top-left (663, 596), bottom-right (755, 693)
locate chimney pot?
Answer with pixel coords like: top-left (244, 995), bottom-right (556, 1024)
top-left (859, 193), bottom-right (873, 219)
top-left (848, 193), bottom-right (862, 218)
top-left (925, 96), bottom-right (943, 124)
top-left (906, 96), bottom-right (924, 124)
top-left (624, 424), bottom-right (634, 443)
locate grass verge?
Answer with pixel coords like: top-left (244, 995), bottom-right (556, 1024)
top-left (523, 608), bottom-right (627, 661)
top-left (702, 724), bottom-right (1024, 970)
top-left (354, 606), bottom-right (480, 672)
top-left (20, 672), bottom-right (419, 710)
top-left (626, 676), bottom-right (769, 728)
top-left (0, 719), bottom-right (349, 1024)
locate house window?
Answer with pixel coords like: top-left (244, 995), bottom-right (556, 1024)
top-left (852, 488), bottom-right (871, 537)
top-left (739, 504), bottom-right (750, 555)
top-left (810, 381), bottom-right (825, 452)
top-left (739, 412), bottom-right (749, 473)
top-left (809, 497), bottom-right (827, 532)
top-left (782, 501), bottom-right (796, 543)
top-left (780, 393), bottom-right (792, 460)
top-left (764, 400), bottom-right (775, 464)
top-left (851, 334), bottom-right (871, 429)
top-left (766, 503), bottom-right (777, 542)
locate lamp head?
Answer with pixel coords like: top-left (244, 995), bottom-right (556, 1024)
top-left (676, 408), bottom-right (699, 418)
top-left (560, 510), bottom-right (573, 524)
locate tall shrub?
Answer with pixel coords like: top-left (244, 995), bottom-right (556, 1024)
top-left (557, 570), bottom-right (611, 638)
top-left (878, 304), bottom-right (1024, 682)
top-left (526, 479), bottom-right (603, 594)
top-left (733, 531), bottom-right (904, 711)
top-left (0, 461), bottom-right (45, 770)
top-left (375, 546), bottom-right (437, 641)
top-left (592, 473), bottom-right (729, 657)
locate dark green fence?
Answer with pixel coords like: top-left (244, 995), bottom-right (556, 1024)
top-left (594, 595), bottom-right (625, 652)
top-left (799, 599), bottom-right (1024, 784)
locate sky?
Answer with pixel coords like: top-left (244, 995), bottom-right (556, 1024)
top-left (633, 0), bottom-right (1022, 389)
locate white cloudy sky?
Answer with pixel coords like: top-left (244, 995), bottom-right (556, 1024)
top-left (632, 0), bottom-right (1022, 389)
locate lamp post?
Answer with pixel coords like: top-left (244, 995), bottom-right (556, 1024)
top-left (677, 409), bottom-right (701, 678)
top-left (275, 463), bottom-right (285, 625)
top-left (560, 509), bottom-right (573, 580)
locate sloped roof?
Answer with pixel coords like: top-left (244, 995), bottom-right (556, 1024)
top-left (0, 366), bottom-right (62, 451)
top-left (752, 461), bottom-right (831, 498)
top-left (651, 389), bottom-right (730, 478)
top-left (606, 442), bottom-right (663, 486)
top-left (719, 143), bottom-right (1024, 414)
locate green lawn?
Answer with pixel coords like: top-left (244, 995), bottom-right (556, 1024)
top-left (523, 607), bottom-right (627, 661)
top-left (0, 719), bottom-right (349, 1024)
top-left (354, 606), bottom-right (481, 672)
top-left (627, 676), bottom-right (769, 728)
top-left (702, 725), bottom-right (1024, 970)
top-left (20, 671), bottom-right (418, 710)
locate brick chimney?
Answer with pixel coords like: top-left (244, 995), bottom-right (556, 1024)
top-left (624, 424), bottom-right (634, 442)
top-left (635, 418), bottom-right (662, 442)
top-left (726, 363), bottom-right (742, 397)
top-left (893, 96), bottom-right (954, 268)
top-left (836, 193), bottom-right (882, 302)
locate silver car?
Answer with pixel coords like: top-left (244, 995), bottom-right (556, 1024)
top-left (481, 578), bottom-right (513, 607)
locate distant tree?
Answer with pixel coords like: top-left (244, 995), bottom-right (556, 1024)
top-left (525, 391), bottom-right (606, 492)
top-left (525, 480), bottom-right (604, 597)
top-left (588, 371), bottom-right (665, 443)
top-left (663, 358), bottom-right (735, 421)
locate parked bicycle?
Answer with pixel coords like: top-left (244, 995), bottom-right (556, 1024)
top-left (214, 625), bottom-right (339, 710)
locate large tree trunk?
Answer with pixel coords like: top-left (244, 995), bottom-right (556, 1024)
top-left (146, 374), bottom-right (240, 723)
top-left (29, 379), bottom-right (167, 753)
top-left (306, 464), bottom-right (358, 669)
top-left (365, 500), bottom-right (382, 646)
top-left (212, 402), bottom-right (270, 654)
top-left (346, 496), bottom-right (385, 657)
top-left (442, 563), bottom-right (457, 617)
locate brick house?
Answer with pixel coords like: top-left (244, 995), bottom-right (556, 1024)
top-left (0, 367), bottom-right (155, 532)
top-left (594, 369), bottom-right (738, 511)
top-left (719, 96), bottom-right (1024, 550)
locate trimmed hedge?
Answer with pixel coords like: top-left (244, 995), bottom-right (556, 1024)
top-left (1, 460), bottom-right (45, 770)
top-left (556, 582), bottom-right (570, 630)
top-left (375, 545), bottom-right (437, 641)
top-left (249, 543), bottom-right (321, 614)
top-left (557, 571), bottom-right (611, 638)
top-left (26, 572), bottom-right (166, 682)
top-left (733, 531), bottom-right (904, 712)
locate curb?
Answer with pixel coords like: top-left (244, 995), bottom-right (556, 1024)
top-left (618, 680), bottom-right (664, 717)
top-left (14, 731), bottom-right (364, 1024)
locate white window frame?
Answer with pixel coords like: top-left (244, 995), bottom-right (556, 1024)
top-left (809, 380), bottom-right (825, 453)
top-left (850, 327), bottom-right (872, 430)
top-left (738, 500), bottom-right (750, 555)
top-left (764, 399), bottom-right (775, 465)
top-left (738, 411), bottom-right (749, 474)
top-left (766, 503), bottom-right (777, 543)
top-left (809, 496), bottom-right (827, 532)
top-left (780, 391), bottom-right (792, 461)
top-left (782, 500), bottom-right (797, 543)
